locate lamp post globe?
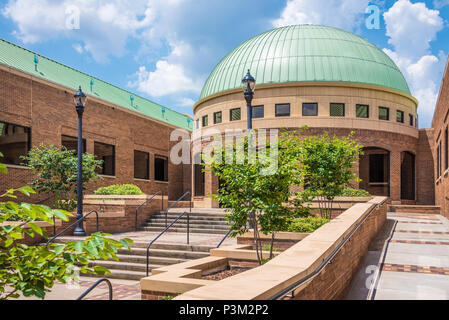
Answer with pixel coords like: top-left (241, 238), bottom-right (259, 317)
top-left (73, 86), bottom-right (87, 236)
top-left (242, 70), bottom-right (255, 130)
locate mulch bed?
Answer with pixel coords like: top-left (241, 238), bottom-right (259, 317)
top-left (202, 267), bottom-right (251, 281)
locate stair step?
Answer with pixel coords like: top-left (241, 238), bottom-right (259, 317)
top-left (143, 222), bottom-right (229, 230)
top-left (82, 269), bottom-right (148, 281)
top-left (139, 226), bottom-right (229, 235)
top-left (89, 260), bottom-right (162, 273)
top-left (113, 254), bottom-right (187, 265)
top-left (117, 247), bottom-right (210, 259)
top-left (148, 218), bottom-right (228, 224)
top-left (124, 242), bottom-right (214, 252)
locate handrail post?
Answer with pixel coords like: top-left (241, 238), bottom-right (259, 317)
top-left (76, 278), bottom-right (113, 300)
top-left (187, 211), bottom-right (190, 245)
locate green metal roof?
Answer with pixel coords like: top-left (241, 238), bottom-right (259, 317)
top-left (200, 25), bottom-right (411, 100)
top-left (0, 38), bottom-right (193, 131)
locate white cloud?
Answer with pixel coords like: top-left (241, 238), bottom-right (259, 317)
top-left (2, 0), bottom-right (159, 62)
top-left (130, 61), bottom-right (202, 98)
top-left (433, 0), bottom-right (449, 9)
top-left (177, 97), bottom-right (196, 107)
top-left (383, 0), bottom-right (446, 128)
top-left (272, 0), bottom-right (370, 31)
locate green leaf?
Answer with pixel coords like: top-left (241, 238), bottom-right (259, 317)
top-left (53, 245), bottom-right (65, 255)
top-left (27, 222), bottom-right (44, 236)
top-left (74, 241), bottom-right (84, 253)
top-left (93, 266), bottom-right (110, 275)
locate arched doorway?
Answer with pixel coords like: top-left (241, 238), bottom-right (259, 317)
top-left (401, 151), bottom-right (415, 201)
top-left (359, 147), bottom-right (390, 197)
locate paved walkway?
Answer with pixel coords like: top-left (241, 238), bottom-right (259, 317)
top-left (16, 231), bottom-right (236, 300)
top-left (346, 211), bottom-right (449, 300)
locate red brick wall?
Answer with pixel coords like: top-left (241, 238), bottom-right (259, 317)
top-left (0, 68), bottom-right (191, 202)
top-left (432, 57), bottom-right (449, 218)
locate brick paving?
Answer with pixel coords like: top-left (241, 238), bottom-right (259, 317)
top-left (79, 280), bottom-right (141, 300)
top-left (346, 211), bottom-right (449, 300)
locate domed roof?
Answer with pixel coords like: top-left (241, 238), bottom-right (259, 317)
top-left (199, 25), bottom-right (411, 101)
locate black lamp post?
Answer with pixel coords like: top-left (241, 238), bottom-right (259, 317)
top-left (73, 86), bottom-right (87, 236)
top-left (242, 70), bottom-right (256, 229)
top-left (242, 69), bottom-right (256, 130)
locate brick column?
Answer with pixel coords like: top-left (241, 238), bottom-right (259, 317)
top-left (390, 151), bottom-right (401, 202)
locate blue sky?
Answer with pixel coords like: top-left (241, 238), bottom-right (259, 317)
top-left (0, 0), bottom-right (448, 128)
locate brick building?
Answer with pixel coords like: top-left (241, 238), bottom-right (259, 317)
top-left (0, 38), bottom-right (192, 202)
top-left (433, 57), bottom-right (449, 219)
top-left (1, 24), bottom-right (448, 219)
top-left (191, 25), bottom-right (444, 214)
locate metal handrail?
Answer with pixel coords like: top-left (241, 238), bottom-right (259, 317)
top-left (76, 278), bottom-right (113, 300)
top-left (46, 210), bottom-right (99, 246)
top-left (216, 229), bottom-right (232, 248)
top-left (135, 190), bottom-right (163, 230)
top-left (146, 211), bottom-right (190, 276)
top-left (268, 198), bottom-right (388, 300)
top-left (163, 191), bottom-right (191, 227)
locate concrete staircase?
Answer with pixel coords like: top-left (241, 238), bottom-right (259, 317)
top-left (52, 237), bottom-right (214, 280)
top-left (388, 204), bottom-right (441, 214)
top-left (139, 208), bottom-right (230, 235)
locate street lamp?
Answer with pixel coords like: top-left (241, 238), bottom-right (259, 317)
top-left (73, 86), bottom-right (87, 236)
top-left (242, 70), bottom-right (256, 230)
top-left (242, 69), bottom-right (256, 130)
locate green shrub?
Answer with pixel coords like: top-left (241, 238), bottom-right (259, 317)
top-left (94, 184), bottom-right (144, 195)
top-left (339, 188), bottom-right (370, 197)
top-left (286, 216), bottom-right (330, 233)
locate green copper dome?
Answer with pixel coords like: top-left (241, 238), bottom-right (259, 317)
top-left (199, 25), bottom-right (411, 100)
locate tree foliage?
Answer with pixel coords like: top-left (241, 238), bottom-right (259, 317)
top-left (21, 144), bottom-right (103, 210)
top-left (0, 153), bottom-right (133, 300)
top-left (206, 130), bottom-right (307, 264)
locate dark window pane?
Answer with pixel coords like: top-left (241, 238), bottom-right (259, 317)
top-left (409, 114), bottom-right (414, 126)
top-left (396, 110), bottom-right (404, 123)
top-left (369, 154), bottom-right (388, 183)
top-left (214, 112), bottom-right (222, 124)
top-left (134, 150), bottom-right (149, 180)
top-left (356, 104), bottom-right (369, 118)
top-left (230, 108), bottom-right (241, 121)
top-left (303, 103), bottom-right (318, 116)
top-left (330, 103), bottom-right (345, 117)
top-left (0, 121), bottom-right (31, 166)
top-left (379, 107), bottom-right (389, 121)
top-left (155, 156), bottom-right (168, 182)
top-left (61, 135), bottom-right (86, 155)
top-left (202, 115), bottom-right (208, 127)
top-left (94, 142), bottom-right (115, 176)
top-left (252, 105), bottom-right (264, 119)
top-left (275, 104), bottom-right (290, 117)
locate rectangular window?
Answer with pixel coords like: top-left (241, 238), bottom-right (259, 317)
top-left (154, 155), bottom-right (168, 182)
top-left (302, 103), bottom-right (318, 116)
top-left (252, 105), bottom-right (264, 119)
top-left (134, 150), bottom-right (149, 180)
top-left (379, 107), bottom-right (389, 121)
top-left (440, 141), bottom-right (443, 177)
top-left (61, 135), bottom-right (86, 155)
top-left (356, 104), bottom-right (369, 118)
top-left (396, 110), bottom-right (404, 123)
top-left (445, 126), bottom-right (448, 171)
top-left (202, 115), bottom-right (208, 127)
top-left (213, 111), bottom-right (222, 124)
top-left (94, 142), bottom-right (115, 176)
top-left (0, 121), bottom-right (31, 166)
top-left (330, 103), bottom-right (345, 117)
top-left (409, 114), bottom-right (414, 126)
top-left (230, 108), bottom-right (241, 121)
top-left (275, 104), bottom-right (290, 117)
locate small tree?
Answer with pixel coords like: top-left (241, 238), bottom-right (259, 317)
top-left (298, 132), bottom-right (363, 219)
top-left (207, 131), bottom-right (305, 264)
top-left (22, 144), bottom-right (103, 211)
top-left (0, 153), bottom-right (132, 300)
